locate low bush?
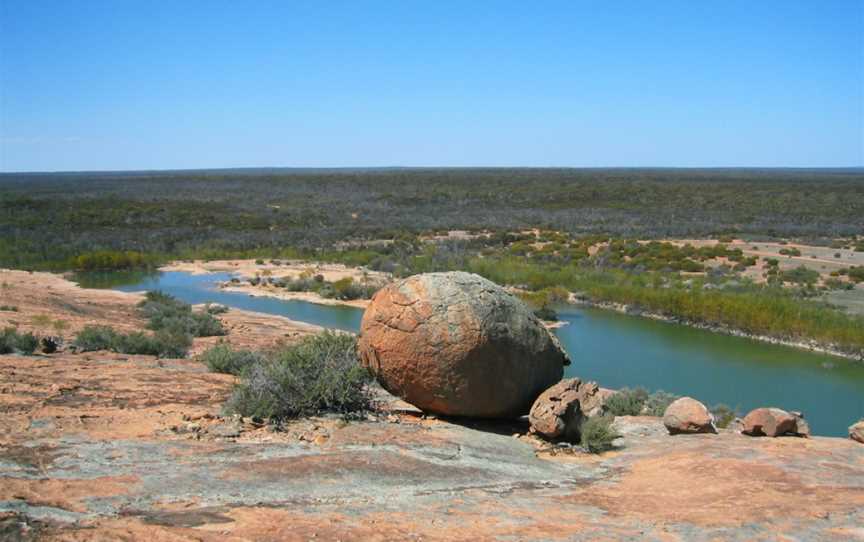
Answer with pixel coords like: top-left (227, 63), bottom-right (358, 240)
top-left (604, 387), bottom-right (679, 416)
top-left (73, 325), bottom-right (117, 351)
top-left (580, 415), bottom-right (620, 453)
top-left (0, 305), bottom-right (18, 312)
top-left (604, 387), bottom-right (649, 416)
top-left (74, 324), bottom-right (192, 357)
top-left (0, 327), bottom-right (38, 354)
top-left (642, 390), bottom-right (680, 416)
top-left (199, 343), bottom-right (264, 375)
top-left (224, 331), bottom-right (373, 421)
top-left (112, 330), bottom-right (191, 357)
top-left (138, 291), bottom-right (225, 337)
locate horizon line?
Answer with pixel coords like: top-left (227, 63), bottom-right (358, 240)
top-left (2, 165), bottom-right (863, 175)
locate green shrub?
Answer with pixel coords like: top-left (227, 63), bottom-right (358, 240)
top-left (74, 325), bottom-right (118, 351)
top-left (74, 324), bottom-right (191, 357)
top-left (224, 332), bottom-right (373, 421)
top-left (580, 415), bottom-right (620, 453)
top-left (604, 387), bottom-right (649, 416)
top-left (642, 390), bottom-right (680, 416)
top-left (111, 330), bottom-right (191, 357)
top-left (138, 291), bottom-right (225, 337)
top-left (604, 387), bottom-right (679, 416)
top-left (0, 305), bottom-right (18, 312)
top-left (200, 343), bottom-right (263, 375)
top-left (0, 327), bottom-right (38, 354)
top-left (780, 266), bottom-right (819, 285)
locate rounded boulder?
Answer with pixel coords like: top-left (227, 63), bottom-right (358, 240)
top-left (529, 378), bottom-right (610, 442)
top-left (357, 271), bottom-right (570, 418)
top-left (662, 397), bottom-right (717, 435)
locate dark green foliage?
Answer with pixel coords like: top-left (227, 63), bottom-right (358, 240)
top-left (199, 343), bottom-right (264, 375)
top-left (138, 291), bottom-right (225, 337)
top-left (604, 387), bottom-right (679, 417)
top-left (0, 305), bottom-right (18, 312)
top-left (533, 306), bottom-right (558, 321)
top-left (224, 332), bottom-right (373, 421)
top-left (780, 266), bottom-right (820, 285)
top-left (0, 327), bottom-right (38, 354)
top-left (2, 168), bottom-right (863, 271)
top-left (779, 247), bottom-right (802, 257)
top-left (73, 325), bottom-right (117, 351)
top-left (580, 415), bottom-right (620, 453)
top-left (642, 390), bottom-right (680, 416)
top-left (111, 330), bottom-right (191, 357)
top-left (73, 324), bottom-right (191, 357)
top-left (70, 250), bottom-right (158, 271)
top-left (604, 387), bottom-right (650, 416)
top-left (274, 275), bottom-right (382, 300)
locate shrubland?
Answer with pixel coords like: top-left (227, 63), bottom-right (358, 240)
top-left (220, 332), bottom-right (374, 421)
top-left (2, 168), bottom-right (863, 271)
top-left (72, 291), bottom-right (225, 357)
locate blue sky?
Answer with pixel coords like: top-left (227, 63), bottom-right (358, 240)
top-left (1, 1), bottom-right (861, 171)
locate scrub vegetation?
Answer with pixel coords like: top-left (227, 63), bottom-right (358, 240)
top-left (72, 291), bottom-right (225, 357)
top-left (2, 168), bottom-right (863, 271)
top-left (3, 168), bottom-right (864, 355)
top-left (221, 332), bottom-right (373, 421)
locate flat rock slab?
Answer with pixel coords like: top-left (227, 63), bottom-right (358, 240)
top-left (2, 353), bottom-right (864, 541)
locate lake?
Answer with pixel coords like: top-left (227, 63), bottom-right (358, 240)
top-left (77, 270), bottom-right (864, 437)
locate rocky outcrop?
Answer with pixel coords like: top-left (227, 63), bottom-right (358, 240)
top-left (662, 397), bottom-right (717, 435)
top-left (357, 272), bottom-right (570, 418)
top-left (528, 378), bottom-right (610, 441)
top-left (742, 408), bottom-right (809, 437)
top-left (851, 420), bottom-right (864, 444)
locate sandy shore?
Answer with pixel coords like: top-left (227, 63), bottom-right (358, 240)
top-left (161, 259), bottom-right (388, 309)
top-left (221, 283), bottom-right (372, 309)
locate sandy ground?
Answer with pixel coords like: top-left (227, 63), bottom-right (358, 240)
top-left (1, 267), bottom-right (863, 539)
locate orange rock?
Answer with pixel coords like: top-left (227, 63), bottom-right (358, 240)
top-left (663, 397), bottom-right (717, 435)
top-left (742, 408), bottom-right (801, 437)
top-left (357, 272), bottom-right (569, 418)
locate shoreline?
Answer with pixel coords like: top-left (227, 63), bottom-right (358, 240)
top-left (570, 295), bottom-right (864, 363)
top-left (220, 282), bottom-right (371, 309)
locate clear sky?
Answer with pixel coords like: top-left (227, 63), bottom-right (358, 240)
top-left (1, 1), bottom-right (862, 171)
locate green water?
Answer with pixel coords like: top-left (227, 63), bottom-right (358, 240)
top-left (77, 270), bottom-right (864, 437)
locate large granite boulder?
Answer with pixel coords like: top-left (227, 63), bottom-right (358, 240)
top-left (357, 272), bottom-right (570, 418)
top-left (662, 397), bottom-right (717, 435)
top-left (742, 407), bottom-right (809, 437)
top-left (528, 378), bottom-right (609, 441)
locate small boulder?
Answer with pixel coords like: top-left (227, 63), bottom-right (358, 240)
top-left (742, 407), bottom-right (807, 437)
top-left (529, 379), bottom-right (584, 442)
top-left (850, 420), bottom-right (864, 444)
top-left (662, 397), bottom-right (717, 435)
top-left (357, 272), bottom-right (570, 418)
top-left (528, 378), bottom-right (610, 442)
